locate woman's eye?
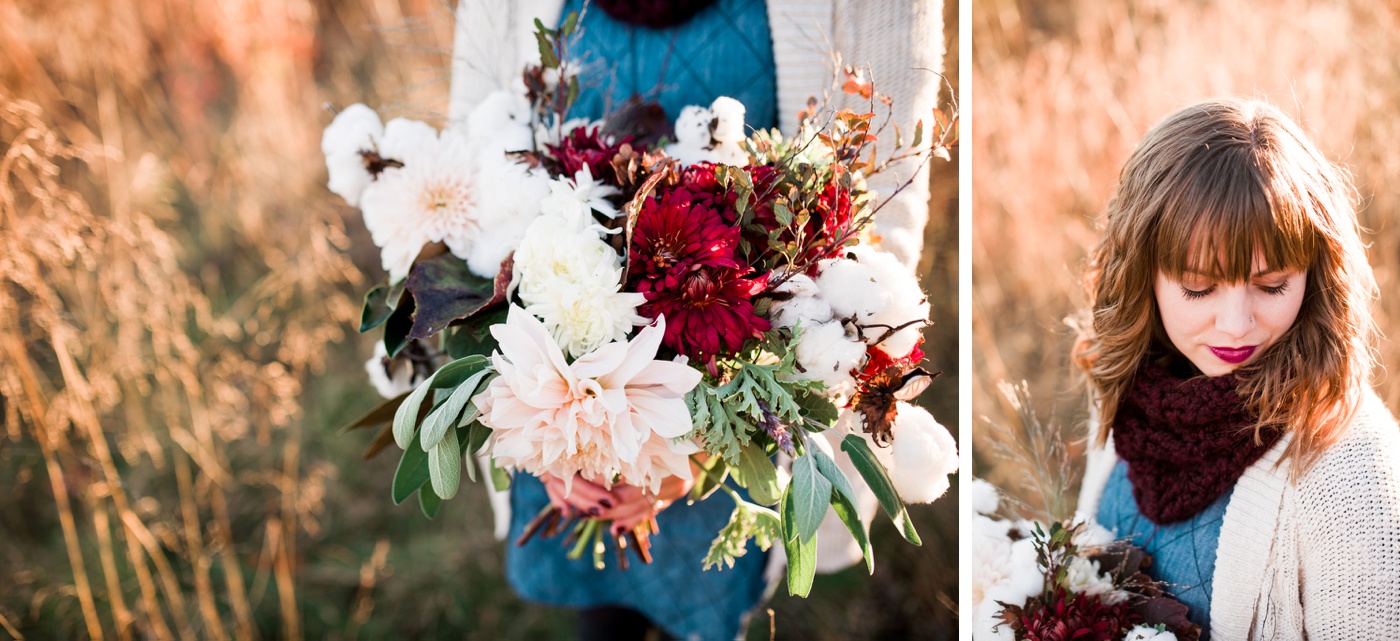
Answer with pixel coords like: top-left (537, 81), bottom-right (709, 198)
top-left (1258, 280), bottom-right (1291, 296)
top-left (1181, 285), bottom-right (1214, 300)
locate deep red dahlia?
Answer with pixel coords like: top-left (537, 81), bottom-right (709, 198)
top-left (544, 124), bottom-right (629, 184)
top-left (628, 182), bottom-right (770, 360)
top-left (1018, 590), bottom-right (1137, 641)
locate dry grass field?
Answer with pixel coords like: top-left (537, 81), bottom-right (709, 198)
top-left (0, 1), bottom-right (959, 639)
top-left (972, 0), bottom-right (1400, 514)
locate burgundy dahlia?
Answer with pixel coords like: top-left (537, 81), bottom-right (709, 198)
top-left (628, 182), bottom-right (770, 361)
top-left (545, 124), bottom-right (629, 184)
top-left (1017, 590), bottom-right (1136, 641)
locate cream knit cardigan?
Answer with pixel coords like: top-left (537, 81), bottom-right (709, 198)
top-left (1078, 388), bottom-right (1400, 639)
top-left (448, 0), bottom-right (945, 573)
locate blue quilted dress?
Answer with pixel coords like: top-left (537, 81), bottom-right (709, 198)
top-left (1097, 460), bottom-right (1229, 639)
top-left (505, 2), bottom-right (777, 640)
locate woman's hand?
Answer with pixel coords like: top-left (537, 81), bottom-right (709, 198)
top-left (598, 475), bottom-right (694, 536)
top-left (541, 473), bottom-right (617, 518)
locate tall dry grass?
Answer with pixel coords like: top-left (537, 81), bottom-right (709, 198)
top-left (972, 0), bottom-right (1400, 511)
top-left (0, 0), bottom-right (959, 639)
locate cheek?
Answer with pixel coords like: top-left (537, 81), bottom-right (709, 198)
top-left (1260, 280), bottom-right (1307, 333)
top-left (1153, 277), bottom-right (1201, 346)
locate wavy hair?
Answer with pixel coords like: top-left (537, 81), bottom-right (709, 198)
top-left (1074, 98), bottom-right (1378, 476)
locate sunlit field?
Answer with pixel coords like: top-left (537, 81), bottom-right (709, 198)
top-left (0, 1), bottom-right (959, 639)
top-left (972, 0), bottom-right (1400, 513)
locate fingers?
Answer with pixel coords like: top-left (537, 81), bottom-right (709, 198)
top-left (541, 473), bottom-right (617, 516)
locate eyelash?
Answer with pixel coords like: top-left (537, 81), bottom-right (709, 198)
top-left (1180, 280), bottom-right (1291, 300)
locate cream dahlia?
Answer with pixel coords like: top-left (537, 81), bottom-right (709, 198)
top-left (476, 307), bottom-right (702, 492)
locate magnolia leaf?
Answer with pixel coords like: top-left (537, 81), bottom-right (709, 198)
top-left (841, 434), bottom-right (921, 545)
top-left (382, 296), bottom-right (416, 357)
top-left (445, 307), bottom-right (506, 360)
top-left (734, 441), bottom-right (781, 506)
top-left (419, 485), bottom-right (442, 519)
top-left (360, 283), bottom-right (394, 332)
top-left (780, 485), bottom-right (817, 597)
top-left (341, 390), bottom-right (410, 433)
top-left (790, 452), bottom-right (832, 542)
top-left (404, 253), bottom-right (512, 341)
top-left (428, 427), bottom-right (461, 500)
top-left (829, 487), bottom-right (874, 574)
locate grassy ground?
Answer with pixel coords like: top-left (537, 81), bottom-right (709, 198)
top-left (972, 0), bottom-right (1400, 512)
top-left (0, 1), bottom-right (959, 638)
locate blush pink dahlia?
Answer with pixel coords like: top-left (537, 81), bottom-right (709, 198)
top-left (627, 180), bottom-right (770, 361)
top-left (475, 306), bottom-right (702, 493)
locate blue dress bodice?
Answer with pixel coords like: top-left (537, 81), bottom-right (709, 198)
top-left (506, 3), bottom-right (776, 640)
top-left (1097, 459), bottom-right (1229, 639)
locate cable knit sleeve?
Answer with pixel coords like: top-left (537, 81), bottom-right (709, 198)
top-left (832, 0), bottom-right (945, 270)
top-left (1295, 398), bottom-right (1400, 638)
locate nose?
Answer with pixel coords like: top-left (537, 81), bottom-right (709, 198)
top-left (1214, 283), bottom-right (1254, 339)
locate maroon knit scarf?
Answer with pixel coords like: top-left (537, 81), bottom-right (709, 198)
top-left (593, 0), bottom-right (717, 29)
top-left (1111, 360), bottom-right (1282, 525)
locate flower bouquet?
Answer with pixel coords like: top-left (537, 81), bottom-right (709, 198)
top-left (325, 15), bottom-right (957, 595)
top-left (971, 383), bottom-right (1200, 640)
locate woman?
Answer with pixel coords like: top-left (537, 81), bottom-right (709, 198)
top-left (1074, 99), bottom-right (1400, 639)
top-left (447, 2), bottom-right (945, 640)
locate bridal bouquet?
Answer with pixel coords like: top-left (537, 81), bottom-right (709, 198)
top-left (971, 382), bottom-right (1200, 641)
top-left (968, 481), bottom-right (1200, 641)
top-left (324, 16), bottom-right (957, 595)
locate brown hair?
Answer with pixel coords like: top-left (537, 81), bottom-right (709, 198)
top-left (1075, 98), bottom-right (1377, 475)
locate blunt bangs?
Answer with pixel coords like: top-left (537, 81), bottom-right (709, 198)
top-left (1153, 137), bottom-right (1318, 282)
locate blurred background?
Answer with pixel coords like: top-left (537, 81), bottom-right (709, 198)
top-left (972, 0), bottom-right (1400, 513)
top-left (0, 1), bottom-right (958, 639)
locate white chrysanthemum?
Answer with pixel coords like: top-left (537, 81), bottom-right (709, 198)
top-left (513, 213), bottom-right (624, 302)
top-left (872, 402), bottom-right (958, 504)
top-left (467, 89), bottom-right (535, 155)
top-left (792, 320), bottom-right (866, 399)
top-left (539, 165), bottom-right (621, 222)
top-left (816, 246), bottom-right (929, 357)
top-left (968, 478), bottom-right (1001, 516)
top-left (322, 104), bottom-right (384, 206)
top-left (359, 125), bottom-right (483, 282)
top-left (526, 277), bottom-right (647, 359)
top-left (1124, 626), bottom-right (1178, 641)
top-left (363, 341), bottom-right (417, 398)
top-left (768, 273), bottom-right (834, 329)
top-left (1065, 556), bottom-right (1128, 605)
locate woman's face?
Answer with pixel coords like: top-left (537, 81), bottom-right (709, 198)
top-left (1154, 257), bottom-right (1308, 377)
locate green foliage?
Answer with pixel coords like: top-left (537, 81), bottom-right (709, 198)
top-left (789, 452), bottom-right (832, 542)
top-left (780, 483), bottom-right (817, 597)
top-left (685, 348), bottom-right (825, 464)
top-left (703, 501), bottom-right (781, 571)
top-left (731, 441), bottom-right (780, 505)
top-left (446, 306), bottom-right (506, 360)
top-left (840, 434), bottom-right (921, 546)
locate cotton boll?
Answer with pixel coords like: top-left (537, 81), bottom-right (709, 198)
top-left (377, 117), bottom-right (440, 163)
top-left (793, 320), bottom-right (865, 397)
top-left (814, 257), bottom-right (886, 321)
top-left (1074, 521), bottom-right (1116, 547)
top-left (837, 246), bottom-right (929, 356)
top-left (709, 97), bottom-right (747, 143)
top-left (710, 142), bottom-right (750, 167)
top-left (1124, 626), bottom-right (1178, 641)
top-left (967, 478), bottom-right (1001, 516)
top-left (883, 402), bottom-right (958, 503)
top-left (673, 105), bottom-right (714, 147)
top-left (466, 217), bottom-right (533, 278)
top-left (467, 90), bottom-right (535, 153)
top-left (322, 104), bottom-right (384, 206)
top-left (364, 341), bottom-right (416, 398)
top-left (769, 274), bottom-right (833, 329)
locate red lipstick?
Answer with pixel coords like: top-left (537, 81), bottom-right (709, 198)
top-left (1209, 345), bottom-right (1257, 364)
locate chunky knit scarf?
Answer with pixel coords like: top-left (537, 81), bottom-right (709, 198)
top-left (1112, 359), bottom-right (1283, 524)
top-left (593, 0), bottom-right (718, 29)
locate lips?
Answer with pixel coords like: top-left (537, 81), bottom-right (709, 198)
top-left (1208, 345), bottom-right (1257, 364)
